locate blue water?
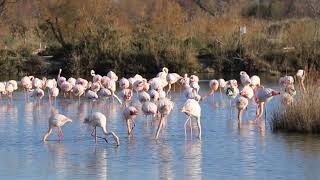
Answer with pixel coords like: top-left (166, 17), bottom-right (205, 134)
top-left (0, 77), bottom-right (319, 180)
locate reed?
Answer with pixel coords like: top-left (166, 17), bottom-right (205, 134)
top-left (271, 69), bottom-right (320, 133)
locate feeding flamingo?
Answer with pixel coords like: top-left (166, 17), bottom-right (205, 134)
top-left (155, 98), bottom-right (174, 139)
top-left (181, 99), bottom-right (202, 139)
top-left (84, 112), bottom-right (120, 146)
top-left (235, 96), bottom-right (249, 128)
top-left (42, 108), bottom-right (72, 142)
top-left (123, 106), bottom-right (139, 135)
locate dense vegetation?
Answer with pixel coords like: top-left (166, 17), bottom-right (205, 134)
top-left (1, 0), bottom-right (320, 76)
top-left (271, 70), bottom-right (320, 133)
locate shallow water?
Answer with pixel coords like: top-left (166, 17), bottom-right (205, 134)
top-left (0, 78), bottom-right (320, 180)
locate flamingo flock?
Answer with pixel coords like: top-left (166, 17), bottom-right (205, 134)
top-left (0, 68), bottom-right (306, 146)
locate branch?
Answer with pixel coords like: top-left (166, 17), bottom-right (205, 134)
top-left (305, 0), bottom-right (320, 17)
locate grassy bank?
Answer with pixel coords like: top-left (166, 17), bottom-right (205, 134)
top-left (271, 72), bottom-right (320, 133)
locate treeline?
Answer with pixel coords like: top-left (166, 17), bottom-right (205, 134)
top-left (0, 0), bottom-right (320, 76)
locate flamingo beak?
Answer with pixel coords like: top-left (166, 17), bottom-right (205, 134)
top-left (271, 91), bottom-right (281, 96)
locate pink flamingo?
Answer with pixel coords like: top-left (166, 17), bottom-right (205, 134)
top-left (42, 109), bottom-right (72, 142)
top-left (155, 98), bottom-right (174, 139)
top-left (235, 96), bottom-right (249, 128)
top-left (21, 76), bottom-right (33, 99)
top-left (138, 91), bottom-right (150, 103)
top-left (60, 81), bottom-right (72, 98)
top-left (254, 86), bottom-right (281, 124)
top-left (5, 82), bottom-right (14, 103)
top-left (250, 75), bottom-right (260, 89)
top-left (181, 99), bottom-right (202, 139)
top-left (119, 78), bottom-right (130, 89)
top-left (84, 112), bottom-right (120, 146)
top-left (30, 88), bottom-right (45, 104)
top-left (123, 106), bottom-right (139, 135)
top-left (91, 70), bottom-right (102, 83)
top-left (120, 88), bottom-right (133, 105)
top-left (142, 101), bottom-right (158, 123)
top-left (49, 87), bottom-right (59, 104)
top-left (73, 84), bottom-right (85, 102)
top-left (76, 78), bottom-right (89, 90)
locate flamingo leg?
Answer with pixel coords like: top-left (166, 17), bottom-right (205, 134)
top-left (155, 115), bottom-right (164, 139)
top-left (189, 117), bottom-right (193, 138)
top-left (196, 117), bottom-right (202, 140)
top-left (184, 116), bottom-right (191, 139)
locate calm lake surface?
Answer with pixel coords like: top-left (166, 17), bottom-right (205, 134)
top-left (0, 74), bottom-right (320, 180)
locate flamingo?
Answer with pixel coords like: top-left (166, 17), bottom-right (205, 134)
top-left (123, 106), bottom-right (139, 135)
top-left (142, 101), bottom-right (158, 122)
top-left (235, 96), bottom-right (249, 128)
top-left (57, 69), bottom-right (66, 88)
top-left (90, 82), bottom-right (101, 92)
top-left (91, 70), bottom-right (102, 83)
top-left (181, 99), bottom-right (202, 139)
top-left (30, 88), bottom-right (45, 104)
top-left (167, 72), bottom-right (182, 94)
top-left (42, 109), bottom-right (72, 142)
top-left (254, 86), bottom-right (281, 124)
top-left (32, 78), bottom-right (42, 89)
top-left (250, 75), bottom-right (260, 89)
top-left (119, 78), bottom-right (130, 89)
top-left (5, 82), bottom-right (14, 102)
top-left (180, 74), bottom-right (190, 89)
top-left (67, 77), bottom-right (76, 87)
top-left (149, 89), bottom-right (160, 102)
top-left (240, 71), bottom-right (251, 86)
top-left (120, 88), bottom-right (133, 104)
top-left (21, 76), bottom-right (33, 99)
top-left (138, 91), bottom-right (150, 103)
top-left (49, 87), bottom-right (59, 104)
top-left (157, 67), bottom-right (169, 80)
top-left (190, 75), bottom-right (199, 84)
top-left (239, 85), bottom-right (254, 100)
top-left (76, 78), bottom-right (89, 90)
top-left (208, 79), bottom-right (219, 99)
top-left (296, 69), bottom-right (306, 92)
top-left (0, 82), bottom-right (5, 100)
top-left (60, 81), bottom-right (73, 98)
top-left (84, 112), bottom-right (120, 146)
top-left (155, 98), bottom-right (174, 139)
top-left (99, 88), bottom-right (112, 100)
top-left (73, 84), bottom-right (85, 101)
top-left (107, 71), bottom-right (118, 82)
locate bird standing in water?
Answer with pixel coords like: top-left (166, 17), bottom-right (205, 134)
top-left (84, 112), bottom-right (120, 146)
top-left (42, 109), bottom-right (72, 142)
top-left (181, 99), bottom-right (202, 139)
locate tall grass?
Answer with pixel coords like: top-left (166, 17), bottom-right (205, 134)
top-left (271, 70), bottom-right (320, 133)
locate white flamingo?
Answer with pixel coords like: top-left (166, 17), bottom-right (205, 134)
top-left (181, 99), bottom-right (202, 139)
top-left (84, 112), bottom-right (120, 146)
top-left (42, 109), bottom-right (72, 142)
